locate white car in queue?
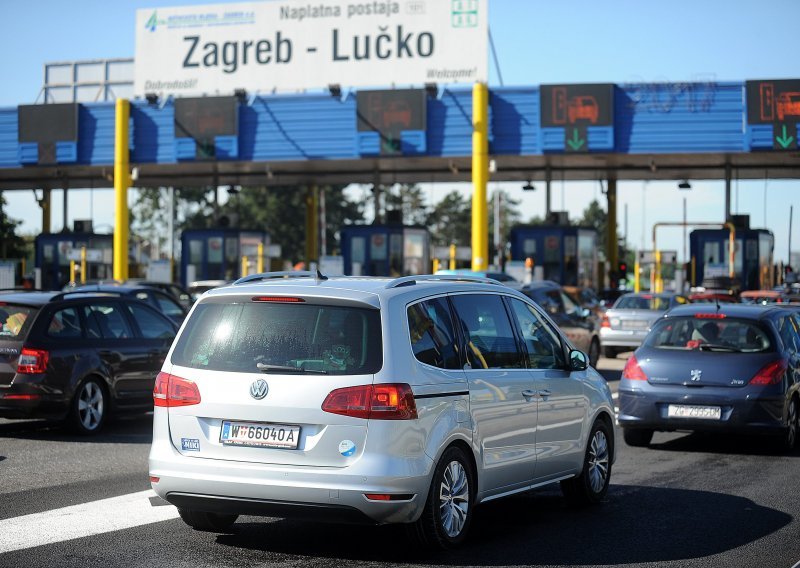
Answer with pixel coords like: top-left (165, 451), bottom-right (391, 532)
top-left (149, 271), bottom-right (616, 549)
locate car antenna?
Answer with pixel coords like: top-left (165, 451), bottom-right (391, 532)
top-left (315, 269), bottom-right (328, 283)
top-left (715, 295), bottom-right (721, 312)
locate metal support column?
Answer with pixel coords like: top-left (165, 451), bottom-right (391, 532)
top-left (545, 166), bottom-right (552, 216)
top-left (471, 82), bottom-right (489, 271)
top-left (113, 99), bottom-right (131, 281)
top-left (62, 182), bottom-right (69, 232)
top-left (607, 178), bottom-right (618, 287)
top-left (38, 189), bottom-right (51, 234)
top-left (305, 185), bottom-right (319, 266)
top-left (724, 163), bottom-right (732, 222)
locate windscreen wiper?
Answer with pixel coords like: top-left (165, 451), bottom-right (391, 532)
top-left (698, 344), bottom-right (741, 352)
top-left (256, 362), bottom-right (327, 374)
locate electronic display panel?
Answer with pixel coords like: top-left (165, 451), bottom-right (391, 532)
top-left (174, 96), bottom-right (238, 140)
top-left (357, 89), bottom-right (426, 155)
top-left (540, 84), bottom-right (614, 128)
top-left (18, 103), bottom-right (78, 143)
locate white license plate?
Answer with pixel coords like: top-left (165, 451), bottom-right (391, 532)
top-left (622, 320), bottom-right (649, 330)
top-left (667, 405), bottom-right (721, 420)
top-left (220, 420), bottom-right (300, 449)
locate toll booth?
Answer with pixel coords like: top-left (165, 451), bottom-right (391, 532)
top-left (34, 233), bottom-right (113, 290)
top-left (508, 225), bottom-right (599, 287)
top-left (180, 229), bottom-right (270, 286)
top-left (340, 225), bottom-right (430, 276)
top-left (689, 228), bottom-right (774, 291)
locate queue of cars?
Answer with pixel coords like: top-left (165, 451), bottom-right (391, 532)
top-left (4, 270), bottom-right (800, 548)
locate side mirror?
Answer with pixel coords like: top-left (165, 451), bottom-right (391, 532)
top-left (580, 307), bottom-right (591, 319)
top-left (569, 349), bottom-right (589, 371)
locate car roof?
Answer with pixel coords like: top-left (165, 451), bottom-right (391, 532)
top-left (664, 303), bottom-right (784, 320)
top-left (200, 273), bottom-right (525, 308)
top-left (522, 280), bottom-right (561, 291)
top-left (0, 291), bottom-right (59, 306)
top-left (620, 292), bottom-right (679, 298)
top-left (70, 284), bottom-right (160, 294)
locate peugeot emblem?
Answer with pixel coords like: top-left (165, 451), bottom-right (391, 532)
top-left (690, 369), bottom-right (702, 382)
top-left (250, 379), bottom-right (269, 400)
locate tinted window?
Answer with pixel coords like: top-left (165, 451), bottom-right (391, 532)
top-left (47, 307), bottom-right (82, 338)
top-left (778, 316), bottom-right (800, 352)
top-left (645, 317), bottom-right (773, 353)
top-left (508, 299), bottom-right (567, 369)
top-left (615, 295), bottom-right (671, 311)
top-left (0, 305), bottom-right (36, 339)
top-left (171, 301), bottom-right (382, 374)
top-left (450, 294), bottom-right (522, 369)
top-left (126, 304), bottom-right (176, 339)
top-left (407, 298), bottom-right (460, 369)
top-left (153, 293), bottom-right (185, 320)
top-left (83, 303), bottom-right (133, 339)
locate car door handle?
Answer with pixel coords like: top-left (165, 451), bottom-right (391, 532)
top-left (522, 389), bottom-right (537, 398)
top-left (538, 389), bottom-right (552, 398)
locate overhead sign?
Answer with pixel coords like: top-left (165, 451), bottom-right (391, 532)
top-left (540, 84), bottom-right (614, 153)
top-left (18, 104), bottom-right (79, 143)
top-left (174, 96), bottom-right (238, 158)
top-left (356, 89), bottom-right (426, 154)
top-left (135, 0), bottom-right (488, 98)
top-left (745, 79), bottom-right (800, 150)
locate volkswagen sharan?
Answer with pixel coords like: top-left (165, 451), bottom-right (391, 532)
top-left (149, 272), bottom-right (616, 549)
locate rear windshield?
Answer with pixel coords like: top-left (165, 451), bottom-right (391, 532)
top-left (644, 317), bottom-right (773, 353)
top-left (0, 305), bottom-right (37, 339)
top-left (171, 301), bottom-right (382, 374)
top-left (615, 295), bottom-right (671, 311)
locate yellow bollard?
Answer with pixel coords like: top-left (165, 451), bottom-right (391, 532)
top-left (69, 260), bottom-right (76, 284)
top-left (241, 256), bottom-right (249, 278)
top-left (257, 243), bottom-right (264, 274)
top-left (634, 260), bottom-right (641, 293)
top-left (449, 244), bottom-right (457, 270)
top-left (432, 258), bottom-right (440, 273)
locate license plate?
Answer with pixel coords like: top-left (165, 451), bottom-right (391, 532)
top-left (667, 405), bottom-right (721, 420)
top-left (220, 420), bottom-right (300, 449)
top-left (622, 320), bottom-right (649, 330)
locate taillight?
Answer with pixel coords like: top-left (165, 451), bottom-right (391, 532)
top-left (622, 355), bottom-right (648, 381)
top-left (17, 348), bottom-right (49, 374)
top-left (749, 359), bottom-right (787, 386)
top-left (153, 372), bottom-right (201, 407)
top-left (322, 383), bottom-right (418, 420)
top-left (601, 315), bottom-right (611, 328)
top-left (251, 296), bottom-right (305, 303)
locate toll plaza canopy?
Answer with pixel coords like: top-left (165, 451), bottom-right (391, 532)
top-left (0, 79), bottom-right (798, 190)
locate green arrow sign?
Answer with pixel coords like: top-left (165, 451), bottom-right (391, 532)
top-left (567, 128), bottom-right (586, 151)
top-left (776, 124), bottom-right (795, 149)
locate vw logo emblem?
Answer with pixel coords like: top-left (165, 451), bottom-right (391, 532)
top-left (250, 379), bottom-right (269, 400)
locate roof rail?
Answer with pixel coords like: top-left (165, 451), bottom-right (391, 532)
top-left (386, 275), bottom-right (503, 289)
top-left (233, 270), bottom-right (329, 286)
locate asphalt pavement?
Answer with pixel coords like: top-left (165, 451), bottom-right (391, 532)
top-left (1, 356), bottom-right (799, 568)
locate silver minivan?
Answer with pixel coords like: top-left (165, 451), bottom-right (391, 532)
top-left (149, 273), bottom-right (616, 549)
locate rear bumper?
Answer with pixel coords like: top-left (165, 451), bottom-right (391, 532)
top-left (0, 382), bottom-right (69, 420)
top-left (165, 493), bottom-right (375, 524)
top-left (618, 384), bottom-right (786, 434)
top-left (149, 432), bottom-right (433, 525)
top-left (600, 329), bottom-right (648, 349)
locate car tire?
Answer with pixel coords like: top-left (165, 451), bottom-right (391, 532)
top-left (68, 378), bottom-right (108, 435)
top-left (780, 397), bottom-right (799, 453)
top-left (623, 428), bottom-right (653, 447)
top-left (588, 338), bottom-right (600, 368)
top-left (603, 346), bottom-right (618, 359)
top-left (408, 445), bottom-right (474, 550)
top-left (561, 419), bottom-right (613, 506)
top-left (178, 508), bottom-right (239, 532)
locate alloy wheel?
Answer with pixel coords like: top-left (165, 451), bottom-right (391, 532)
top-left (78, 381), bottom-right (105, 431)
top-left (587, 429), bottom-right (610, 494)
top-left (439, 460), bottom-right (469, 538)
top-left (788, 399), bottom-right (798, 449)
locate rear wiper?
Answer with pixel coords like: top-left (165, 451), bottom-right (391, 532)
top-left (256, 362), bottom-right (327, 374)
top-left (698, 344), bottom-right (742, 352)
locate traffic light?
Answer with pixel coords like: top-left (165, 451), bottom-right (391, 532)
top-left (618, 262), bottom-right (628, 275)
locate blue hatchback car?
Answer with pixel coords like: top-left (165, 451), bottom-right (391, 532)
top-left (618, 304), bottom-right (800, 450)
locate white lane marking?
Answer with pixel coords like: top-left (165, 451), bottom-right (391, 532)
top-left (0, 489), bottom-right (179, 554)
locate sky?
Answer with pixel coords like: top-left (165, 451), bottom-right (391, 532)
top-left (1, 0), bottom-right (799, 264)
